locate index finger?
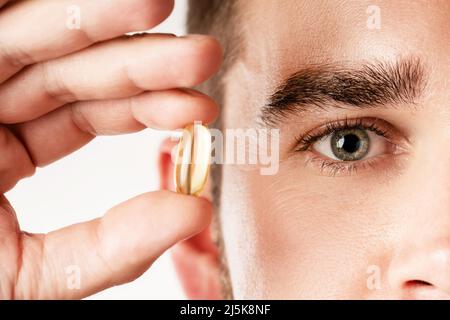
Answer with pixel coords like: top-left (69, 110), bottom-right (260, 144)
top-left (0, 0), bottom-right (174, 83)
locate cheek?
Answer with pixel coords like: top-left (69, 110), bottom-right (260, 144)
top-left (220, 161), bottom-right (399, 298)
top-left (220, 165), bottom-right (265, 298)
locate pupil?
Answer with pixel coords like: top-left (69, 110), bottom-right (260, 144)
top-left (338, 134), bottom-right (360, 153)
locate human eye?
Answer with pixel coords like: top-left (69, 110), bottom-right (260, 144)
top-left (294, 117), bottom-right (409, 176)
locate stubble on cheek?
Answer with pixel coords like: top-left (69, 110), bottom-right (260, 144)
top-left (220, 154), bottom-right (402, 298)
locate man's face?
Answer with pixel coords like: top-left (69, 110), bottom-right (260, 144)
top-left (219, 0), bottom-right (450, 298)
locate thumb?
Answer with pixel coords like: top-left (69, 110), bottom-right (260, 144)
top-left (15, 190), bottom-right (212, 299)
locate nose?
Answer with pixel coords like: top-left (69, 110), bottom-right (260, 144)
top-left (388, 239), bottom-right (450, 299)
top-left (386, 139), bottom-right (450, 299)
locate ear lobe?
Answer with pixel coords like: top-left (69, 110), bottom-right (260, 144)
top-left (171, 227), bottom-right (223, 299)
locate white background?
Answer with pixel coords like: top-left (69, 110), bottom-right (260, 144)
top-left (5, 0), bottom-right (190, 299)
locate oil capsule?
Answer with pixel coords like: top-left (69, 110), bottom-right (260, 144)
top-left (174, 123), bottom-right (211, 196)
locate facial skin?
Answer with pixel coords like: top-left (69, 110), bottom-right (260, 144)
top-left (212, 0), bottom-right (450, 299)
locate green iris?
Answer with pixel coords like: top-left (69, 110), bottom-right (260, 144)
top-left (330, 128), bottom-right (370, 161)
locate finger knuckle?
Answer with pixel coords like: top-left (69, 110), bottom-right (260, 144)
top-left (40, 62), bottom-right (77, 103)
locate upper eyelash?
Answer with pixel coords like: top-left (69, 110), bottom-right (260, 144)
top-left (295, 117), bottom-right (390, 152)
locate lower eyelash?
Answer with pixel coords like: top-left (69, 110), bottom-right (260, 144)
top-left (305, 154), bottom-right (380, 177)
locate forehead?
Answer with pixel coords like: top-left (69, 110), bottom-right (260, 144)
top-left (222, 0), bottom-right (449, 127)
top-left (239, 0), bottom-right (449, 66)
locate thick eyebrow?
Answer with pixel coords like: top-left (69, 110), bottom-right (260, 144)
top-left (260, 57), bottom-right (427, 126)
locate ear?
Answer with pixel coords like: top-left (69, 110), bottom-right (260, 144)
top-left (158, 137), bottom-right (222, 299)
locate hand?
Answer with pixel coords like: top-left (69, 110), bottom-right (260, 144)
top-left (0, 0), bottom-right (221, 299)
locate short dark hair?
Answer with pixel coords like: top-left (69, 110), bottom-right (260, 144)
top-left (186, 0), bottom-right (242, 213)
top-left (187, 0), bottom-right (242, 91)
top-left (187, 0), bottom-right (242, 299)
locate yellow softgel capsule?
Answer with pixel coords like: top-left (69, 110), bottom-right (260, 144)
top-left (174, 123), bottom-right (211, 196)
